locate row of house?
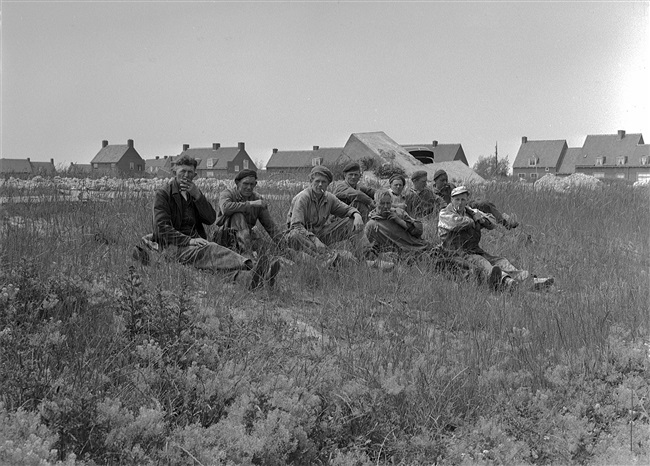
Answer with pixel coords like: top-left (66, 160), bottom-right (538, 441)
top-left (0, 158), bottom-right (56, 178)
top-left (513, 130), bottom-right (649, 183)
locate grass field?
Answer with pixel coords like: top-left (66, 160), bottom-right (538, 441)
top-left (0, 175), bottom-right (649, 465)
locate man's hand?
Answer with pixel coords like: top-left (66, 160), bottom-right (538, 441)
top-left (189, 238), bottom-right (210, 247)
top-left (387, 212), bottom-right (408, 229)
top-left (179, 179), bottom-right (201, 199)
top-left (352, 213), bottom-right (364, 232)
top-left (250, 198), bottom-right (269, 208)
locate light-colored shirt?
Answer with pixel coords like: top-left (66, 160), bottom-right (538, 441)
top-left (287, 188), bottom-right (359, 236)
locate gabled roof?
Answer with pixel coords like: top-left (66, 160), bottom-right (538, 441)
top-left (402, 143), bottom-right (467, 164)
top-left (182, 147), bottom-right (240, 170)
top-left (0, 158), bottom-right (33, 174)
top-left (513, 139), bottom-right (567, 169)
top-left (31, 161), bottom-right (56, 175)
top-left (145, 157), bottom-right (173, 169)
top-left (266, 147), bottom-right (343, 169)
top-left (557, 147), bottom-right (583, 175)
top-left (91, 145), bottom-right (129, 164)
top-left (633, 143), bottom-right (650, 161)
top-left (577, 132), bottom-right (644, 166)
top-left (68, 163), bottom-right (93, 173)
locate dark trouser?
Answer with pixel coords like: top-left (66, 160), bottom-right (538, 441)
top-left (213, 213), bottom-right (269, 257)
top-left (284, 218), bottom-right (371, 260)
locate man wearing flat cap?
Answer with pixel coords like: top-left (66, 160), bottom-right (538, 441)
top-left (285, 165), bottom-right (365, 257)
top-left (331, 161), bottom-right (376, 222)
top-left (405, 170), bottom-right (446, 219)
top-left (438, 186), bottom-right (529, 292)
top-left (214, 169), bottom-right (282, 260)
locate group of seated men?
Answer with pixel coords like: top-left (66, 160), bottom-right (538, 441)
top-left (134, 155), bottom-right (550, 292)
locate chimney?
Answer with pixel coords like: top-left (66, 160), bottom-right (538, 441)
top-left (50, 158), bottom-right (54, 165)
top-left (102, 140), bottom-right (108, 148)
top-left (212, 143), bottom-right (220, 150)
top-left (238, 142), bottom-right (245, 150)
top-left (313, 145), bottom-right (320, 151)
top-left (432, 140), bottom-right (438, 147)
top-left (272, 148), bottom-right (278, 154)
top-left (127, 139), bottom-right (134, 148)
top-left (182, 144), bottom-right (189, 151)
top-left (618, 130), bottom-right (625, 139)
top-left (27, 157), bottom-right (31, 162)
top-left (522, 136), bottom-right (528, 144)
top-left (156, 156), bottom-right (159, 160)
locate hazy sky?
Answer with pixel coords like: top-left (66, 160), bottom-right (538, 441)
top-left (1, 1), bottom-right (648, 169)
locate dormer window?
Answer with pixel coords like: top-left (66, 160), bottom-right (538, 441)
top-left (595, 157), bottom-right (606, 166)
top-left (207, 159), bottom-right (214, 169)
top-left (616, 156), bottom-right (627, 165)
top-left (528, 157), bottom-right (539, 166)
top-left (641, 156), bottom-right (649, 166)
top-left (312, 157), bottom-right (323, 166)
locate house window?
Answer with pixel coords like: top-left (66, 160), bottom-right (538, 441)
top-left (518, 173), bottom-right (526, 179)
top-left (616, 173), bottom-right (625, 179)
top-left (312, 157), bottom-right (324, 166)
top-left (593, 172), bottom-right (605, 178)
top-left (207, 159), bottom-right (214, 169)
top-left (638, 173), bottom-right (650, 182)
top-left (93, 163), bottom-right (98, 169)
top-left (595, 157), bottom-right (606, 166)
top-left (641, 156), bottom-right (649, 165)
top-left (243, 160), bottom-right (249, 169)
top-left (528, 157), bottom-right (539, 166)
top-left (530, 173), bottom-right (538, 179)
top-left (137, 165), bottom-right (142, 171)
top-left (206, 171), bottom-right (214, 178)
top-left (616, 156), bottom-right (627, 165)
top-left (234, 165), bottom-right (240, 172)
top-left (545, 167), bottom-right (550, 172)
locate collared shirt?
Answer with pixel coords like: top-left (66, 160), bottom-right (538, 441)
top-left (438, 204), bottom-right (496, 254)
top-left (216, 187), bottom-right (280, 239)
top-left (287, 187), bottom-right (359, 235)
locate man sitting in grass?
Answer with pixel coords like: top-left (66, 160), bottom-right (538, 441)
top-left (438, 186), bottom-right (530, 292)
top-left (133, 155), bottom-right (280, 290)
top-left (405, 170), bottom-right (446, 219)
top-left (331, 162), bottom-right (376, 222)
top-left (433, 169), bottom-right (519, 229)
top-left (214, 169), bottom-right (282, 260)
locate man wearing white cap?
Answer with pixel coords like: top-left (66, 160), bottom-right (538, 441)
top-left (438, 186), bottom-right (528, 291)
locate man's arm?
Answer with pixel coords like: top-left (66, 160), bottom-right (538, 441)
top-left (193, 192), bottom-right (217, 226)
top-left (219, 189), bottom-right (256, 216)
top-left (438, 207), bottom-right (474, 233)
top-left (332, 182), bottom-right (374, 206)
top-left (396, 209), bottom-right (424, 238)
top-left (153, 189), bottom-right (193, 247)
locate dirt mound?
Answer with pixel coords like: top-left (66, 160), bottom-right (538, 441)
top-left (535, 173), bottom-right (602, 192)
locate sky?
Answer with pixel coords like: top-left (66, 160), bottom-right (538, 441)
top-left (1, 0), bottom-right (649, 170)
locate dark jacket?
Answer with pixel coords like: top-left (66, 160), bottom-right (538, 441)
top-left (152, 180), bottom-right (217, 248)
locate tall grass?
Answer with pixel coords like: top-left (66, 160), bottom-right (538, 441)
top-left (0, 177), bottom-right (648, 465)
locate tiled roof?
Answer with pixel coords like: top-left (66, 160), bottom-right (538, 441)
top-left (91, 145), bottom-right (129, 164)
top-left (557, 148), bottom-right (583, 174)
top-left (68, 163), bottom-right (93, 173)
top-left (31, 161), bottom-right (56, 174)
top-left (145, 158), bottom-right (173, 169)
top-left (402, 143), bottom-right (464, 163)
top-left (0, 158), bottom-right (33, 174)
top-left (182, 147), bottom-right (239, 170)
top-left (576, 133), bottom-right (644, 167)
top-left (266, 148), bottom-right (343, 169)
top-left (513, 139), bottom-right (567, 169)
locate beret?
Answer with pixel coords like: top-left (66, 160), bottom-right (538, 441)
top-left (342, 162), bottom-right (361, 173)
top-left (310, 165), bottom-right (333, 183)
top-left (411, 170), bottom-right (428, 181)
top-left (433, 169), bottom-right (447, 181)
top-left (451, 186), bottom-right (469, 197)
top-left (389, 174), bottom-right (406, 185)
top-left (234, 169), bottom-right (258, 182)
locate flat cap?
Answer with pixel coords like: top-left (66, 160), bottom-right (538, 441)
top-left (310, 165), bottom-right (333, 183)
top-left (389, 173), bottom-right (406, 185)
top-left (433, 169), bottom-right (447, 181)
top-left (234, 169), bottom-right (258, 182)
top-left (411, 170), bottom-right (428, 181)
top-left (451, 186), bottom-right (469, 197)
top-left (342, 162), bottom-right (361, 173)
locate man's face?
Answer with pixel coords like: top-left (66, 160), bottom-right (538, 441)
top-left (390, 179), bottom-right (404, 195)
top-left (434, 176), bottom-right (448, 190)
top-left (344, 170), bottom-right (362, 188)
top-left (378, 195), bottom-right (392, 214)
top-left (236, 176), bottom-right (257, 198)
top-left (175, 164), bottom-right (196, 190)
top-left (451, 193), bottom-right (469, 211)
top-left (413, 176), bottom-right (428, 192)
top-left (310, 174), bottom-right (330, 195)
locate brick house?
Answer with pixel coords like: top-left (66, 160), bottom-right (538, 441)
top-left (512, 137), bottom-right (569, 181)
top-left (145, 156), bottom-right (174, 178)
top-left (266, 146), bottom-right (344, 172)
top-left (0, 158), bottom-right (56, 178)
top-left (573, 131), bottom-right (647, 182)
top-left (179, 142), bottom-right (257, 178)
top-left (90, 139), bottom-right (145, 175)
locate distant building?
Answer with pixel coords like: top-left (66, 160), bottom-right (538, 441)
top-left (266, 146), bottom-right (344, 172)
top-left (90, 139), bottom-right (145, 175)
top-left (179, 142), bottom-right (257, 177)
top-left (0, 158), bottom-right (56, 179)
top-left (513, 130), bottom-right (649, 183)
top-left (512, 137), bottom-right (568, 181)
top-left (401, 141), bottom-right (469, 166)
top-left (68, 163), bottom-right (93, 176)
top-left (145, 156), bottom-right (174, 177)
